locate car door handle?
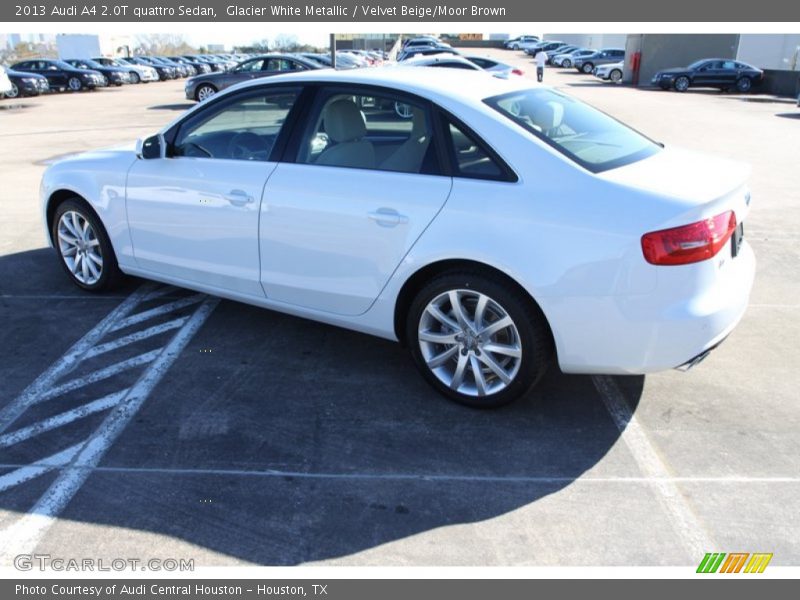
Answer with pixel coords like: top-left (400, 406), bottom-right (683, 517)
top-left (368, 208), bottom-right (409, 227)
top-left (224, 189), bottom-right (254, 207)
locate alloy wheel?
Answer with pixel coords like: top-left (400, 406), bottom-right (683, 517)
top-left (68, 77), bottom-right (82, 91)
top-left (610, 69), bottom-right (622, 83)
top-left (197, 85), bottom-right (216, 102)
top-left (418, 289), bottom-right (522, 398)
top-left (6, 83), bottom-right (19, 98)
top-left (675, 76), bottom-right (690, 92)
top-left (57, 210), bottom-right (103, 285)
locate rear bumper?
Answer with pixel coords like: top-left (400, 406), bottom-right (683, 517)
top-left (550, 241), bottom-right (756, 375)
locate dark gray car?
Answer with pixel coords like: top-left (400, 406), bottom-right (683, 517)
top-left (185, 54), bottom-right (323, 102)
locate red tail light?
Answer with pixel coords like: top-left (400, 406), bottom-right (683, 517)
top-left (641, 211), bottom-right (737, 266)
top-left (512, 68), bottom-right (524, 76)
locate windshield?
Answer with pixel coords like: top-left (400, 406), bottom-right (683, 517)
top-left (485, 88), bottom-right (660, 173)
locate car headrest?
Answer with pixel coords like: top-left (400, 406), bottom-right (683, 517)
top-left (531, 101), bottom-right (564, 133)
top-left (324, 99), bottom-right (367, 143)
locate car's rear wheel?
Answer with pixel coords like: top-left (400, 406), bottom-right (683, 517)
top-left (674, 76), bottom-right (690, 92)
top-left (736, 77), bottom-right (753, 92)
top-left (67, 77), bottom-right (83, 92)
top-left (52, 199), bottom-right (120, 292)
top-left (609, 69), bottom-right (623, 83)
top-left (407, 272), bottom-right (552, 408)
top-left (196, 84), bottom-right (217, 102)
top-left (582, 62), bottom-right (594, 73)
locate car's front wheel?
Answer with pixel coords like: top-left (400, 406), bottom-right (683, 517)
top-left (407, 272), bottom-right (552, 408)
top-left (67, 77), bottom-right (83, 92)
top-left (195, 83), bottom-right (217, 102)
top-left (609, 69), bottom-right (623, 83)
top-left (562, 58), bottom-right (572, 67)
top-left (129, 71), bottom-right (140, 84)
top-left (5, 82), bottom-right (19, 98)
top-left (674, 76), bottom-right (690, 92)
top-left (52, 199), bottom-right (120, 291)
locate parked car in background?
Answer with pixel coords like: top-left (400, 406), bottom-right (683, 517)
top-left (155, 56), bottom-right (195, 77)
top-left (142, 56), bottom-right (185, 78)
top-left (2, 67), bottom-right (50, 97)
top-left (651, 59), bottom-right (764, 93)
top-left (552, 48), bottom-right (595, 68)
top-left (11, 59), bottom-right (104, 92)
top-left (504, 35), bottom-right (539, 50)
top-left (573, 49), bottom-right (625, 73)
top-left (525, 41), bottom-right (567, 57)
top-left (401, 55), bottom-right (483, 71)
top-left (594, 61), bottom-right (625, 83)
top-left (544, 45), bottom-right (579, 63)
top-left (64, 58), bottom-right (131, 86)
top-left (185, 53), bottom-right (322, 101)
top-left (170, 56), bottom-right (212, 75)
top-left (397, 46), bottom-right (461, 61)
top-left (118, 56), bottom-right (175, 80)
top-left (0, 65), bottom-right (12, 97)
top-left (403, 36), bottom-right (451, 50)
top-left (463, 54), bottom-right (525, 77)
top-left (91, 57), bottom-right (158, 84)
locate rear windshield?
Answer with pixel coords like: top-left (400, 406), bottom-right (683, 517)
top-left (485, 88), bottom-right (660, 172)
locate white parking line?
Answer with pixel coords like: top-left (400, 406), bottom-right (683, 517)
top-left (591, 375), bottom-right (715, 559)
top-left (0, 285), bottom-right (152, 435)
top-left (0, 389), bottom-right (128, 449)
top-left (0, 283), bottom-right (219, 563)
top-left (0, 444), bottom-right (82, 493)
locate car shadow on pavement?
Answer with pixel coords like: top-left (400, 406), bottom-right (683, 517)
top-left (148, 103), bottom-right (196, 111)
top-left (775, 112), bottom-right (800, 119)
top-left (0, 247), bottom-right (644, 565)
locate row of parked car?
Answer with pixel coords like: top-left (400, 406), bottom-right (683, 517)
top-left (0, 53), bottom-right (251, 98)
top-left (505, 38), bottom-right (767, 93)
top-left (183, 39), bottom-right (524, 102)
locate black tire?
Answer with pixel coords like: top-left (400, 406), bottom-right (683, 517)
top-left (674, 76), bottom-right (690, 92)
top-left (129, 71), bottom-right (140, 84)
top-left (51, 198), bottom-right (121, 292)
top-left (406, 271), bottom-right (553, 409)
top-left (736, 77), bottom-right (752, 93)
top-left (581, 62), bottom-right (594, 74)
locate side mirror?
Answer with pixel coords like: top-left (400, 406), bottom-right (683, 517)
top-left (136, 134), bottom-right (165, 160)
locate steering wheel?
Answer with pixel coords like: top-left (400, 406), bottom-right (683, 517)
top-left (228, 132), bottom-right (265, 161)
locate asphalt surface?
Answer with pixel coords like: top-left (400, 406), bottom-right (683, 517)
top-left (0, 49), bottom-right (798, 567)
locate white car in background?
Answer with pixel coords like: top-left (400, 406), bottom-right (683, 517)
top-left (91, 57), bottom-right (158, 83)
top-left (594, 61), bottom-right (625, 83)
top-left (39, 68), bottom-right (755, 408)
top-left (0, 65), bottom-right (13, 96)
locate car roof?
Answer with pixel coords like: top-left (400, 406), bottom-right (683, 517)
top-left (226, 65), bottom-right (534, 102)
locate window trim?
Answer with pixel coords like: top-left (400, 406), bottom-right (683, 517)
top-left (282, 82), bottom-right (447, 177)
top-left (165, 84), bottom-right (311, 163)
top-left (433, 109), bottom-right (519, 183)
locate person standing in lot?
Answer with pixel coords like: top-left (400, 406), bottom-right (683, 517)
top-left (536, 51), bottom-right (548, 82)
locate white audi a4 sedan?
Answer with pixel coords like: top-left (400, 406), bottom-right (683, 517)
top-left (40, 68), bottom-right (755, 407)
